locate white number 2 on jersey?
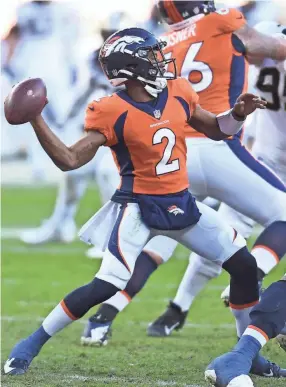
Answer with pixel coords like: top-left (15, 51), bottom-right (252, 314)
top-left (153, 128), bottom-right (179, 176)
top-left (165, 42), bottom-right (213, 92)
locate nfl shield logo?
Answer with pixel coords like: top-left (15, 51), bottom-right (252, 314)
top-left (154, 110), bottom-right (161, 119)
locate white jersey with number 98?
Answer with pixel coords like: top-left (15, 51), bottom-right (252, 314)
top-left (249, 23), bottom-right (286, 178)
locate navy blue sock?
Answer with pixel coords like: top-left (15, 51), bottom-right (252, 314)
top-left (234, 335), bottom-right (261, 360)
top-left (124, 251), bottom-right (158, 298)
top-left (222, 247), bottom-right (259, 307)
top-left (10, 326), bottom-right (51, 362)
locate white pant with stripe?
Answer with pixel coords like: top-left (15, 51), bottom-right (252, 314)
top-left (79, 200), bottom-right (245, 289)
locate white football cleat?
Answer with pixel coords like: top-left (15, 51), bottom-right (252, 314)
top-left (20, 218), bottom-right (77, 244)
top-left (85, 246), bottom-right (104, 259)
top-left (205, 370), bottom-right (254, 387)
top-left (81, 320), bottom-right (112, 346)
top-left (59, 218), bottom-right (77, 243)
top-left (20, 220), bottom-right (58, 244)
top-left (221, 285), bottom-right (230, 307)
top-left (227, 376), bottom-right (254, 387)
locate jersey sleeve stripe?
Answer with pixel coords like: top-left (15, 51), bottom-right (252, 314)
top-left (229, 54), bottom-right (246, 108)
top-left (231, 34), bottom-right (246, 54)
top-left (174, 96), bottom-right (191, 121)
top-left (110, 111), bottom-right (135, 192)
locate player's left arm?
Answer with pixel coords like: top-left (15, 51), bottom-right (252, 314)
top-left (234, 24), bottom-right (286, 63)
top-left (188, 93), bottom-right (267, 141)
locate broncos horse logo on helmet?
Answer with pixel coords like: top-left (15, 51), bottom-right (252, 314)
top-left (157, 0), bottom-right (216, 30)
top-left (99, 27), bottom-right (177, 97)
top-left (103, 36), bottom-right (145, 56)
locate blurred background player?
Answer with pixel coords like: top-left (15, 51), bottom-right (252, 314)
top-left (2, 0), bottom-right (80, 180)
top-left (238, 0), bottom-right (278, 26)
top-left (1, 25), bottom-right (25, 161)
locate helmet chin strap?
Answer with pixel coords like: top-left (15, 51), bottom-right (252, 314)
top-left (138, 77), bottom-right (168, 98)
top-left (110, 70), bottom-right (168, 98)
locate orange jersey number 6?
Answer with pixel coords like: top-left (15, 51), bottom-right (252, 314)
top-left (165, 42), bottom-right (213, 92)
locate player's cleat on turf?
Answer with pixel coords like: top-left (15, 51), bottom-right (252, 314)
top-left (85, 246), bottom-right (104, 259)
top-left (81, 319), bottom-right (112, 346)
top-left (59, 218), bottom-right (77, 243)
top-left (277, 334), bottom-right (286, 352)
top-left (4, 358), bottom-right (29, 375)
top-left (205, 371), bottom-right (253, 387)
top-left (147, 301), bottom-right (188, 337)
top-left (81, 304), bottom-right (118, 346)
top-left (3, 333), bottom-right (45, 376)
top-left (250, 354), bottom-right (286, 377)
top-left (220, 285), bottom-right (230, 307)
top-left (20, 218), bottom-right (76, 244)
top-left (205, 352), bottom-right (254, 387)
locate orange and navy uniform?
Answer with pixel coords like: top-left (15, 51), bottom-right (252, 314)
top-left (162, 8), bottom-right (248, 138)
top-left (85, 78), bottom-right (198, 195)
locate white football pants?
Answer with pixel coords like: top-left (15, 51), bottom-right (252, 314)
top-left (92, 201), bottom-right (245, 290)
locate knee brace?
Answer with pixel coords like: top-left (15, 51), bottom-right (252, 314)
top-left (64, 277), bottom-right (119, 319)
top-left (223, 247), bottom-right (259, 307)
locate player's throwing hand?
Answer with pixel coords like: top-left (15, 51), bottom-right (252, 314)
top-left (232, 93), bottom-right (267, 120)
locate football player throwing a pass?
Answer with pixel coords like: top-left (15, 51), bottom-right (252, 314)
top-left (4, 27), bottom-right (265, 376)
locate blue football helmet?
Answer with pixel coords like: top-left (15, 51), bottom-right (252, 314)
top-left (99, 27), bottom-right (177, 97)
top-left (157, 1), bottom-right (216, 29)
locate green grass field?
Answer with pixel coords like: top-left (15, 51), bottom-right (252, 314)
top-left (1, 186), bottom-right (286, 387)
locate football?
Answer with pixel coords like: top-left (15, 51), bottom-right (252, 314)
top-left (4, 78), bottom-right (47, 125)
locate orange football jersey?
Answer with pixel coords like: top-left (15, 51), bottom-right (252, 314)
top-left (85, 78), bottom-right (198, 195)
top-left (162, 8), bottom-right (248, 137)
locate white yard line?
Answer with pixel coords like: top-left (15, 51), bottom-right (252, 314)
top-left (59, 374), bottom-right (203, 387)
top-left (17, 300), bottom-right (57, 307)
top-left (1, 244), bottom-right (85, 254)
top-left (1, 228), bottom-right (31, 239)
top-left (0, 315), bottom-right (235, 330)
top-left (2, 277), bottom-right (226, 292)
top-left (2, 279), bottom-right (65, 286)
